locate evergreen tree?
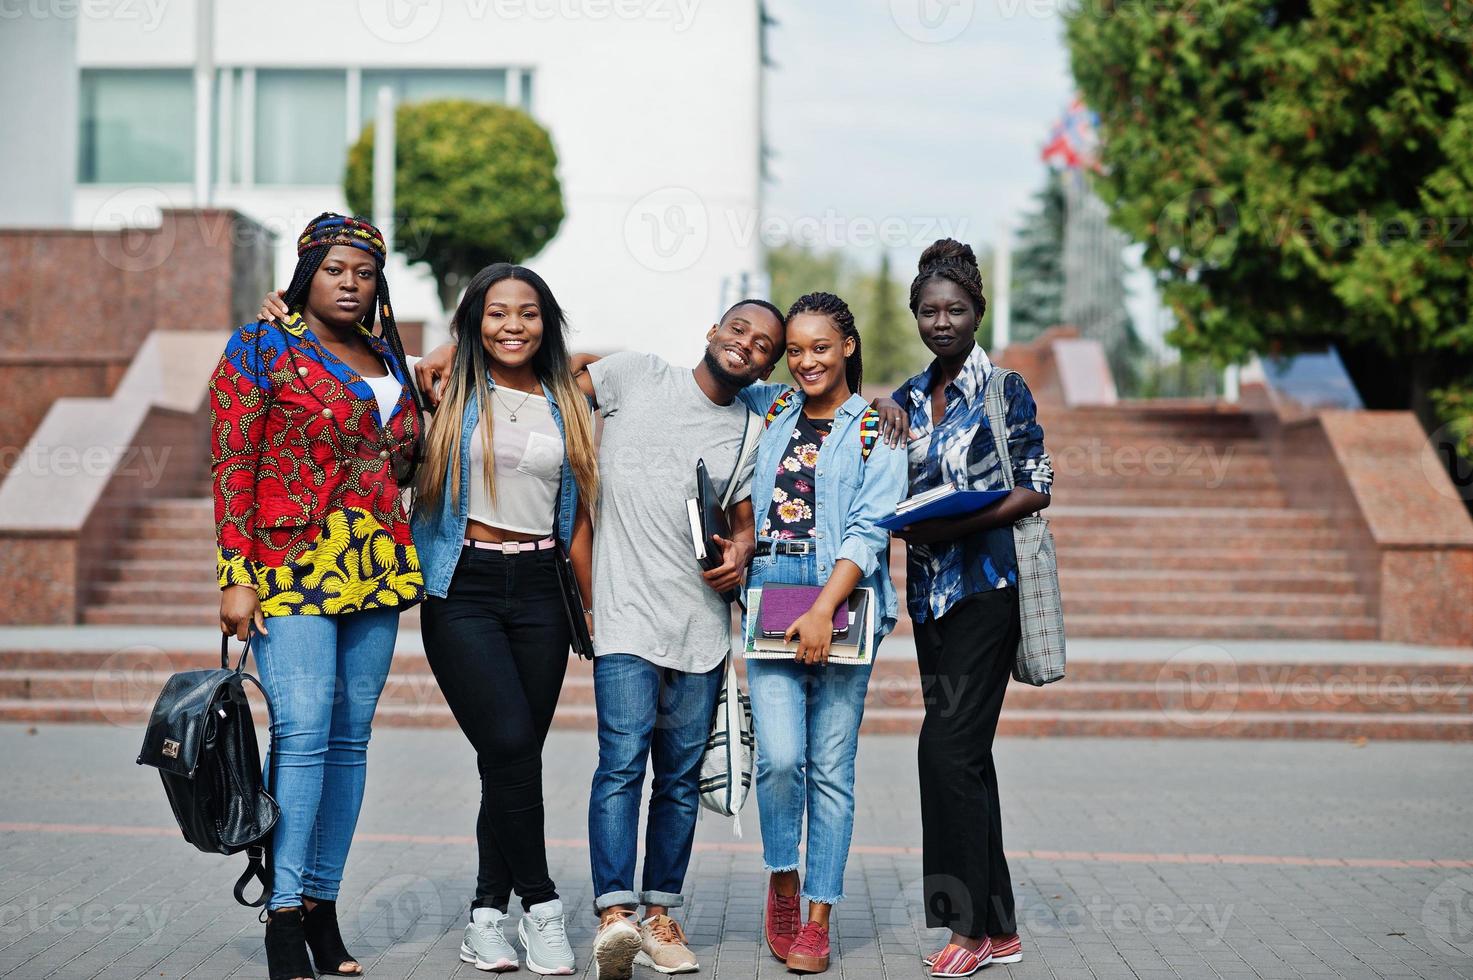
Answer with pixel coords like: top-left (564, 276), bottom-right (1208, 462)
top-left (1010, 169), bottom-right (1066, 344)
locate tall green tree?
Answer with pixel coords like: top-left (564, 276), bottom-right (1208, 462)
top-left (1011, 169), bottom-right (1067, 344)
top-left (345, 99), bottom-right (564, 316)
top-left (1064, 0), bottom-right (1473, 426)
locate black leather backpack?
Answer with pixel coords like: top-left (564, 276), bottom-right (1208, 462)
top-left (137, 634), bottom-right (279, 906)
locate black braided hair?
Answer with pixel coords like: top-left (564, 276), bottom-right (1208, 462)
top-left (908, 238), bottom-right (986, 324)
top-left (282, 212), bottom-right (426, 484)
top-left (785, 291), bottom-right (863, 394)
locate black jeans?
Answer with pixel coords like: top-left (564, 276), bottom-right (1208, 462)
top-left (914, 587), bottom-right (1020, 939)
top-left (420, 545), bottom-right (571, 912)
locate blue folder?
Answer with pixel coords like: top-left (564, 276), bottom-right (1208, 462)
top-left (877, 488), bottom-right (1011, 531)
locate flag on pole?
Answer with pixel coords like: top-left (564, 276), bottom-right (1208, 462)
top-left (1041, 96), bottom-right (1100, 172)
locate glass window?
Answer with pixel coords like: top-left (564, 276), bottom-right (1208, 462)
top-left (255, 70), bottom-right (348, 185)
top-left (359, 69), bottom-right (509, 122)
top-left (78, 70), bottom-right (194, 184)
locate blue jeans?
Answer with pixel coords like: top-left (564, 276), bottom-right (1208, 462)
top-left (746, 549), bottom-right (876, 905)
top-left (254, 607), bottom-right (398, 910)
top-left (588, 653), bottom-right (724, 912)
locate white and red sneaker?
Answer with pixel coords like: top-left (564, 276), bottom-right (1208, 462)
top-left (929, 938), bottom-right (994, 977)
top-left (989, 933), bottom-right (1023, 964)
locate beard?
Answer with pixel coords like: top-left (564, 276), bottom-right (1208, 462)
top-left (702, 345), bottom-right (757, 388)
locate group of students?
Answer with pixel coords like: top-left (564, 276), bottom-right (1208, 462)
top-left (210, 213), bottom-right (1053, 980)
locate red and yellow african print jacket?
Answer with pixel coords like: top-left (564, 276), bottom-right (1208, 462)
top-left (209, 313), bottom-right (424, 617)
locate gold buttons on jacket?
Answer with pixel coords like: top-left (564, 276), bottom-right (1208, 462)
top-left (297, 366), bottom-right (309, 377)
top-left (320, 408), bottom-right (333, 419)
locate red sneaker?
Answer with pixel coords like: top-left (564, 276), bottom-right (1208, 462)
top-left (784, 921), bottom-right (831, 974)
top-left (989, 932), bottom-right (1023, 963)
top-left (764, 879), bottom-right (801, 961)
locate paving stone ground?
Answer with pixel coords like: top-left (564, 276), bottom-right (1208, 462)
top-left (2, 723), bottom-right (1471, 979)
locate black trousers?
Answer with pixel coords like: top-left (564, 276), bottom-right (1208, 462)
top-left (420, 546), bottom-right (571, 912)
top-left (913, 587), bottom-right (1020, 939)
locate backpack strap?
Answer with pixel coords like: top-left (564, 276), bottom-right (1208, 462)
top-left (857, 407), bottom-right (881, 461)
top-left (763, 388), bottom-right (797, 428)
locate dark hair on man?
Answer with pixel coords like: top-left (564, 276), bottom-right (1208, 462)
top-left (908, 237), bottom-right (987, 323)
top-left (786, 291), bottom-right (863, 394)
top-left (721, 297), bottom-right (785, 330)
top-left (282, 212), bottom-right (424, 482)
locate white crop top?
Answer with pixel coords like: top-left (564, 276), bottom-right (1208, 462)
top-left (466, 390), bottom-right (563, 536)
top-left (362, 372), bottom-right (404, 426)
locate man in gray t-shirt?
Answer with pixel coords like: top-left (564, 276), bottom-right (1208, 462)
top-left (579, 300), bottom-right (785, 974)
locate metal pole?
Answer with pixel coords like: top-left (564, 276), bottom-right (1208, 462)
top-left (193, 0), bottom-right (214, 206)
top-left (992, 220), bottom-right (1012, 352)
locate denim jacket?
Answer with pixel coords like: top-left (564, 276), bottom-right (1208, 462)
top-left (411, 381), bottom-right (581, 598)
top-left (741, 385), bottom-right (908, 637)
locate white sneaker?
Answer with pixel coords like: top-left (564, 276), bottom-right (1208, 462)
top-left (517, 899), bottom-right (575, 976)
top-left (461, 906), bottom-right (519, 972)
top-left (591, 909), bottom-right (641, 980)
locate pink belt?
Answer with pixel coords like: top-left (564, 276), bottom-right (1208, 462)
top-left (463, 536), bottom-right (556, 554)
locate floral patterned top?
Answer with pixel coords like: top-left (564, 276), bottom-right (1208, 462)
top-left (760, 413), bottom-right (833, 540)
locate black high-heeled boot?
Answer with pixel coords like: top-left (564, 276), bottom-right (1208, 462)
top-left (264, 906), bottom-right (315, 980)
top-left (303, 898), bottom-right (362, 976)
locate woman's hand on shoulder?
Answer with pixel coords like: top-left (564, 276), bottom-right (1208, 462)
top-left (869, 396), bottom-right (908, 448)
top-left (258, 290), bottom-right (288, 324)
top-left (414, 343), bottom-right (458, 409)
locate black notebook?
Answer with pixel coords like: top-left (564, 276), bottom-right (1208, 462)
top-left (686, 458), bottom-right (739, 604)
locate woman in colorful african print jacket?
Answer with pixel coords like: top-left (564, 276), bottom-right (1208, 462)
top-left (210, 213), bottom-right (423, 980)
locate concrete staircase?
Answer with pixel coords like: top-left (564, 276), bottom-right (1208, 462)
top-left (10, 400), bottom-right (1459, 738)
top-left (83, 404), bottom-right (1378, 643)
top-left (2, 640), bottom-right (1469, 740)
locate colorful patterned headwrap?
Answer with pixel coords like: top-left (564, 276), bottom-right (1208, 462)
top-left (296, 213), bottom-right (387, 262)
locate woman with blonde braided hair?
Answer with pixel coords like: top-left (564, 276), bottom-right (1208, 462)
top-left (211, 212), bottom-right (424, 979)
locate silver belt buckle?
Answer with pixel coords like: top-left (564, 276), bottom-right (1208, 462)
top-left (502, 541), bottom-right (521, 554)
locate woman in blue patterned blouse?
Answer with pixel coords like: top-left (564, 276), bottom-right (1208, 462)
top-left (891, 239), bottom-right (1054, 978)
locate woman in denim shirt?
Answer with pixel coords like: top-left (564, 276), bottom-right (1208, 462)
top-left (410, 264), bottom-right (596, 976)
top-left (741, 292), bottom-right (907, 975)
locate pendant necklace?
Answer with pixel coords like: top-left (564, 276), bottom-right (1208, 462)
top-left (495, 385), bottom-right (535, 423)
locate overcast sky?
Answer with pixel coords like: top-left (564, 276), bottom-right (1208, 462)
top-left (763, 0), bottom-right (1075, 272)
top-left (761, 1), bottom-right (1167, 348)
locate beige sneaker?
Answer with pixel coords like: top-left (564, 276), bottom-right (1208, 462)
top-left (634, 914), bottom-right (699, 974)
top-left (592, 908), bottom-right (641, 980)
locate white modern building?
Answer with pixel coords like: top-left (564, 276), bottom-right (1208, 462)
top-left (1, 0), bottom-right (767, 357)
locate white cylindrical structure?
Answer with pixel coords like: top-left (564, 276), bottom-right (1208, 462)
top-left (372, 85), bottom-right (395, 259)
top-left (193, 0), bottom-right (214, 207)
top-left (992, 221), bottom-right (1012, 352)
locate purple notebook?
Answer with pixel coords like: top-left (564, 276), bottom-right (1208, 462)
top-left (759, 584), bottom-right (849, 638)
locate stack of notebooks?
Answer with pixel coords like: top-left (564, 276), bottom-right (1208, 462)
top-left (876, 482), bottom-right (1010, 531)
top-left (743, 585), bottom-right (875, 664)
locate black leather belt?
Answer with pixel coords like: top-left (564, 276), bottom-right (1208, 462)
top-left (755, 539), bottom-right (816, 557)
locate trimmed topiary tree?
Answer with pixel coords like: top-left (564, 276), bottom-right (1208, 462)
top-left (345, 99), bottom-right (564, 316)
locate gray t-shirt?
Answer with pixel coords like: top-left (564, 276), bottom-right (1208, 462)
top-left (586, 352), bottom-right (758, 672)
